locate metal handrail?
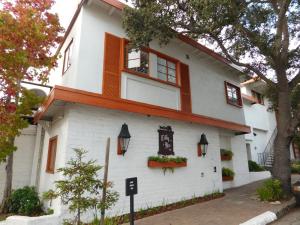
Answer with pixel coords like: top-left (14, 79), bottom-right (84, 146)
top-left (258, 128), bottom-right (277, 166)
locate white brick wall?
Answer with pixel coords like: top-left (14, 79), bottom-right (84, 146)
top-left (0, 125), bottom-right (37, 201)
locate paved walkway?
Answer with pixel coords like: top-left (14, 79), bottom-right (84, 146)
top-left (124, 175), bottom-right (300, 225)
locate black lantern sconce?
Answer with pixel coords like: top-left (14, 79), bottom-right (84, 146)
top-left (198, 133), bottom-right (209, 157)
top-left (118, 123), bottom-right (131, 155)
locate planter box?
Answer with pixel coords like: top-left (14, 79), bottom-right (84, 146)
top-left (222, 176), bottom-right (234, 181)
top-left (148, 160), bottom-right (187, 168)
top-left (221, 155), bottom-right (232, 161)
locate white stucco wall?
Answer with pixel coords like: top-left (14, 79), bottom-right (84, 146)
top-left (0, 125), bottom-right (37, 201)
top-left (55, 3), bottom-right (246, 125)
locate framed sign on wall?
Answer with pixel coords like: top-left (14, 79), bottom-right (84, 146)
top-left (158, 126), bottom-right (174, 155)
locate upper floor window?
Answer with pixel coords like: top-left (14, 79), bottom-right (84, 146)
top-left (46, 136), bottom-right (58, 174)
top-left (62, 39), bottom-right (73, 75)
top-left (225, 81), bottom-right (242, 107)
top-left (252, 90), bottom-right (264, 105)
top-left (125, 46), bottom-right (149, 74)
top-left (157, 57), bottom-right (177, 84)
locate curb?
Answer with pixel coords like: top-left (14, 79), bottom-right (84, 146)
top-left (239, 198), bottom-right (296, 225)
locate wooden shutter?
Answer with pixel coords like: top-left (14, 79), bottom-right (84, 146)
top-left (180, 63), bottom-right (192, 113)
top-left (102, 33), bottom-right (122, 98)
top-left (46, 136), bottom-right (58, 174)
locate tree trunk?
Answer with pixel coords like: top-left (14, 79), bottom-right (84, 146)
top-left (272, 82), bottom-right (292, 195)
top-left (77, 208), bottom-right (81, 225)
top-left (1, 150), bottom-right (14, 213)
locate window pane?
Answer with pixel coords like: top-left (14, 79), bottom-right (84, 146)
top-left (128, 49), bottom-right (140, 60)
top-left (168, 62), bottom-right (176, 69)
top-left (158, 72), bottom-right (167, 81)
top-left (168, 75), bottom-right (176, 83)
top-left (157, 57), bottom-right (167, 66)
top-left (158, 64), bottom-right (167, 74)
top-left (128, 59), bottom-right (141, 69)
top-left (126, 46), bottom-right (149, 74)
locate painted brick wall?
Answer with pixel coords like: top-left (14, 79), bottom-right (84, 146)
top-left (64, 104), bottom-right (223, 217)
top-left (0, 125), bottom-right (37, 202)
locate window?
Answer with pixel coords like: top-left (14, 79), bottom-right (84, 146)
top-left (252, 90), bottom-right (264, 105)
top-left (125, 46), bottom-right (149, 74)
top-left (225, 81), bottom-right (242, 107)
top-left (62, 39), bottom-right (73, 74)
top-left (46, 136), bottom-right (58, 174)
top-left (157, 57), bottom-right (177, 84)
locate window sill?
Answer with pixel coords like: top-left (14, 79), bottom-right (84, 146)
top-left (227, 101), bottom-right (243, 108)
top-left (122, 68), bottom-right (180, 88)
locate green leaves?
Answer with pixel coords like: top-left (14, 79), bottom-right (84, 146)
top-left (46, 148), bottom-right (119, 224)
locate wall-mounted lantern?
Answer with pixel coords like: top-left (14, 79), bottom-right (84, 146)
top-left (198, 133), bottom-right (209, 157)
top-left (118, 123), bottom-right (131, 155)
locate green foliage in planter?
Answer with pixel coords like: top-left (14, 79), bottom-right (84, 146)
top-left (148, 156), bottom-right (187, 163)
top-left (222, 167), bottom-right (235, 177)
top-left (291, 161), bottom-right (300, 174)
top-left (257, 179), bottom-right (283, 201)
top-left (220, 149), bottom-right (233, 157)
top-left (248, 160), bottom-right (265, 172)
top-left (7, 186), bottom-right (42, 216)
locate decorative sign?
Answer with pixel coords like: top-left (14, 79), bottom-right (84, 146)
top-left (158, 126), bottom-right (174, 155)
top-left (126, 177), bottom-right (138, 196)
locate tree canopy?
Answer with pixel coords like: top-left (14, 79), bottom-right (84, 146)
top-left (123, 0), bottom-right (300, 193)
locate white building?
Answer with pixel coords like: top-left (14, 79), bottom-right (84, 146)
top-left (241, 78), bottom-right (300, 166)
top-left (0, 0), bottom-right (273, 223)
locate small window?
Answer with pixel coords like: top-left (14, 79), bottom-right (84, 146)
top-left (46, 136), bottom-right (58, 174)
top-left (157, 57), bottom-right (177, 84)
top-left (252, 90), bottom-right (264, 105)
top-left (62, 39), bottom-right (73, 75)
top-left (225, 81), bottom-right (242, 107)
top-left (125, 45), bottom-right (149, 74)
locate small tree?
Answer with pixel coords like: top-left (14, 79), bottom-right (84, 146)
top-left (44, 148), bottom-right (119, 225)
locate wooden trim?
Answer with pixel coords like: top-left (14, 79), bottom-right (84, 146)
top-left (221, 155), bottom-right (232, 161)
top-left (224, 81), bottom-right (243, 108)
top-left (46, 136), bottom-right (58, 174)
top-left (62, 38), bottom-right (74, 75)
top-left (122, 68), bottom-right (181, 88)
top-left (148, 160), bottom-right (187, 168)
top-left (122, 40), bottom-right (180, 86)
top-left (242, 94), bottom-right (258, 104)
top-left (34, 85), bottom-right (251, 134)
top-left (180, 63), bottom-right (192, 113)
top-left (102, 33), bottom-right (122, 98)
top-left (222, 176), bottom-right (234, 181)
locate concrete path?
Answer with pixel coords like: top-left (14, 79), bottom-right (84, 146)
top-left (271, 207), bottom-right (300, 225)
top-left (124, 175), bottom-right (300, 225)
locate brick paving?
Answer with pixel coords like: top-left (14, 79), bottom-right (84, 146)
top-left (124, 175), bottom-right (300, 225)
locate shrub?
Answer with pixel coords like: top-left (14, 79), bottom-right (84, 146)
top-left (248, 160), bottom-right (265, 172)
top-left (222, 167), bottom-right (235, 177)
top-left (220, 149), bottom-right (233, 157)
top-left (257, 179), bottom-right (283, 201)
top-left (148, 156), bottom-right (187, 163)
top-left (7, 186), bottom-right (42, 216)
top-left (291, 162), bottom-right (300, 174)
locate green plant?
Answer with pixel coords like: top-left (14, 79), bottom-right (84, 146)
top-left (148, 156), bottom-right (187, 163)
top-left (7, 186), bottom-right (42, 216)
top-left (222, 167), bottom-right (235, 177)
top-left (248, 160), bottom-right (265, 172)
top-left (257, 179), bottom-right (283, 201)
top-left (291, 161), bottom-right (300, 174)
top-left (220, 149), bottom-right (233, 157)
top-left (46, 148), bottom-right (119, 225)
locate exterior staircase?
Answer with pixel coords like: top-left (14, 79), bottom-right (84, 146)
top-left (257, 128), bottom-right (277, 170)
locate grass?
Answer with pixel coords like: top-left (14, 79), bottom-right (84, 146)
top-left (0, 213), bottom-right (13, 221)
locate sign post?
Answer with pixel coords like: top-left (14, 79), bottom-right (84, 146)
top-left (126, 177), bottom-right (138, 225)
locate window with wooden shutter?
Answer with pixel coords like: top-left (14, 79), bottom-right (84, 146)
top-left (102, 33), bottom-right (122, 98)
top-left (180, 63), bottom-right (192, 113)
top-left (46, 136), bottom-right (58, 174)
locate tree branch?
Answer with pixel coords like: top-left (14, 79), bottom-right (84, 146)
top-left (210, 34), bottom-right (275, 86)
top-left (289, 71), bottom-right (300, 88)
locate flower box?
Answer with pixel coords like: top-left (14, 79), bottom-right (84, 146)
top-left (148, 160), bottom-right (187, 168)
top-left (221, 155), bottom-right (232, 161)
top-left (222, 176), bottom-right (234, 181)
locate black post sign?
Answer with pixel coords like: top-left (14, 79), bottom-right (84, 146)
top-left (126, 177), bottom-right (138, 225)
top-left (158, 126), bottom-right (174, 155)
